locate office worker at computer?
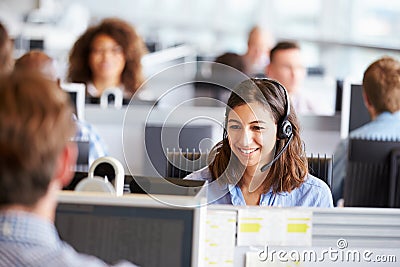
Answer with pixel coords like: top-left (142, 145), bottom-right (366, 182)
top-left (0, 22), bottom-right (14, 76)
top-left (242, 26), bottom-right (274, 77)
top-left (215, 52), bottom-right (247, 73)
top-left (185, 78), bottom-right (333, 207)
top-left (332, 56), bottom-right (400, 205)
top-left (14, 50), bottom-right (108, 166)
top-left (0, 71), bottom-right (137, 267)
top-left (265, 41), bottom-right (324, 115)
top-left (68, 18), bottom-right (147, 99)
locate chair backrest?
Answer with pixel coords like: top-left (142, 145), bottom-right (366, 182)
top-left (344, 138), bottom-right (400, 208)
top-left (307, 154), bottom-right (333, 189)
top-left (166, 149), bottom-right (209, 178)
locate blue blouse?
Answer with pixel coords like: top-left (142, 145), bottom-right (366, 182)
top-left (185, 167), bottom-right (333, 207)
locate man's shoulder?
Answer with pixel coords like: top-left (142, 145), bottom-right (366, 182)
top-left (350, 114), bottom-right (400, 139)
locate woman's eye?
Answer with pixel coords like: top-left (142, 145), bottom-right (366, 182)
top-left (229, 125), bottom-right (241, 130)
top-left (252, 125), bottom-right (264, 131)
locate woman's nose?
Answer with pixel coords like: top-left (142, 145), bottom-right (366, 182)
top-left (239, 128), bottom-right (253, 146)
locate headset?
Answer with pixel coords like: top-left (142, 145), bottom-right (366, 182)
top-left (74, 156), bottom-right (125, 196)
top-left (256, 78), bottom-right (293, 172)
top-left (268, 79), bottom-right (293, 140)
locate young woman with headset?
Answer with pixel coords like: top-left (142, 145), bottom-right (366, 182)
top-left (185, 78), bottom-right (333, 207)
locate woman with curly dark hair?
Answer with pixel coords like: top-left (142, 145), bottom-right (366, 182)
top-left (68, 18), bottom-right (147, 98)
top-left (185, 78), bottom-right (333, 207)
top-left (0, 22), bottom-right (14, 76)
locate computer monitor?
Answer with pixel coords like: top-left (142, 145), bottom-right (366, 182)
top-left (60, 82), bottom-right (86, 121)
top-left (55, 192), bottom-right (205, 267)
top-left (340, 81), bottom-right (371, 139)
top-left (144, 124), bottom-right (214, 176)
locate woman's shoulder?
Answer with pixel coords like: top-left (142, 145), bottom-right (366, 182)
top-left (302, 174), bottom-right (330, 190)
top-left (293, 174), bottom-right (333, 207)
top-left (183, 166), bottom-right (213, 182)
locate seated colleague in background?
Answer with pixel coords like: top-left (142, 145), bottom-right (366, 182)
top-left (185, 78), bottom-right (333, 207)
top-left (265, 41), bottom-right (321, 115)
top-left (68, 17), bottom-right (147, 99)
top-left (14, 50), bottom-right (58, 81)
top-left (0, 22), bottom-right (14, 76)
top-left (0, 72), bottom-right (137, 267)
top-left (332, 56), bottom-right (400, 205)
top-left (15, 50), bottom-right (108, 165)
top-left (242, 26), bottom-right (274, 77)
top-left (215, 52), bottom-right (247, 73)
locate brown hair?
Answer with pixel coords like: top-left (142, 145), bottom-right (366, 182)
top-left (269, 41), bottom-right (300, 63)
top-left (215, 52), bottom-right (246, 73)
top-left (68, 18), bottom-right (147, 97)
top-left (208, 78), bottom-right (308, 193)
top-left (0, 71), bottom-right (75, 206)
top-left (15, 50), bottom-right (57, 81)
top-left (0, 22), bottom-right (14, 76)
top-left (363, 56), bottom-right (400, 114)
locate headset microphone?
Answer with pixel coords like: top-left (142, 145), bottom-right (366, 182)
top-left (260, 134), bottom-right (293, 172)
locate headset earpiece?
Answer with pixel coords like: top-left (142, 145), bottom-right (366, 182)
top-left (278, 119), bottom-right (292, 139)
top-left (267, 79), bottom-right (292, 140)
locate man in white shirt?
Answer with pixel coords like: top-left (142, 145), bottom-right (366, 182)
top-left (265, 41), bottom-right (321, 115)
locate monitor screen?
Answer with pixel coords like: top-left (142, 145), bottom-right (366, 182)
top-left (144, 124), bottom-right (214, 176)
top-left (55, 192), bottom-right (204, 267)
top-left (60, 82), bottom-right (86, 121)
top-left (340, 82), bottom-right (371, 139)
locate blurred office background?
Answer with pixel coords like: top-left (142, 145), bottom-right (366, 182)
top-left (1, 0), bottom-right (399, 80)
top-left (1, 0), bottom-right (398, 175)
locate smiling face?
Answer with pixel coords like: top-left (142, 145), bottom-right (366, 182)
top-left (227, 102), bottom-right (277, 171)
top-left (89, 34), bottom-right (126, 84)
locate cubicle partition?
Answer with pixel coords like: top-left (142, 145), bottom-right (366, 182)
top-left (206, 205), bottom-right (400, 267)
top-left (86, 104), bottom-right (224, 176)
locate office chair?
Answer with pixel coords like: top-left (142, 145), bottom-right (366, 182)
top-left (166, 149), bottom-right (210, 178)
top-left (344, 138), bottom-right (400, 208)
top-left (307, 154), bottom-right (333, 189)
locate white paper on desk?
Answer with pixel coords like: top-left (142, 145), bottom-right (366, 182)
top-left (204, 209), bottom-right (237, 266)
top-left (285, 210), bottom-right (312, 246)
top-left (237, 209), bottom-right (312, 247)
